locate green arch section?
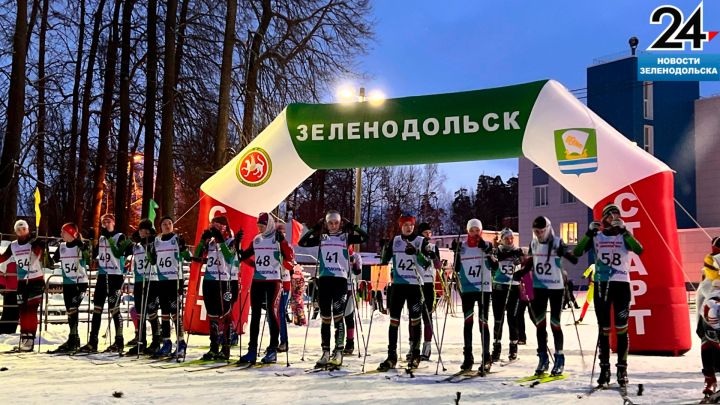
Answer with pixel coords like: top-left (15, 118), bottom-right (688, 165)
top-left (286, 80), bottom-right (547, 169)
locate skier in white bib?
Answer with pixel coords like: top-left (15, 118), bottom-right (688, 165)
top-left (574, 203), bottom-right (643, 388)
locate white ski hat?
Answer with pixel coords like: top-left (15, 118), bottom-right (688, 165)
top-left (14, 219), bottom-right (29, 232)
top-left (466, 218), bottom-right (482, 232)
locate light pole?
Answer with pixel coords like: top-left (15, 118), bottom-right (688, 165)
top-left (336, 84), bottom-right (385, 253)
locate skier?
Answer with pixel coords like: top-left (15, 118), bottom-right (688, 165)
top-left (573, 203), bottom-right (643, 387)
top-left (126, 219), bottom-right (160, 355)
top-left (237, 213), bottom-right (295, 365)
top-left (697, 237), bottom-right (720, 399)
top-left (47, 223), bottom-right (90, 353)
top-left (0, 220), bottom-right (46, 351)
top-left (455, 218), bottom-right (497, 373)
top-left (79, 213), bottom-right (131, 353)
top-left (298, 210), bottom-right (368, 369)
top-left (151, 216), bottom-right (192, 358)
top-left (343, 251), bottom-right (363, 355)
top-left (377, 212), bottom-right (435, 371)
top-left (414, 222), bottom-right (440, 361)
top-left (195, 215), bottom-right (235, 360)
top-left (518, 216), bottom-right (578, 376)
top-left (491, 228), bottom-right (523, 362)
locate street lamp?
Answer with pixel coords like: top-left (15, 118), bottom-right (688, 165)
top-left (335, 84), bottom-right (386, 252)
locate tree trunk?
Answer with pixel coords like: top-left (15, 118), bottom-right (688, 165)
top-left (212, 0), bottom-right (238, 170)
top-left (114, 0), bottom-right (135, 231)
top-left (35, 0), bottom-right (49, 234)
top-left (24, 0), bottom-right (39, 53)
top-left (67, 0), bottom-right (86, 220)
top-left (141, 0), bottom-right (158, 218)
top-left (240, 0), bottom-right (272, 147)
top-left (0, 0), bottom-right (28, 233)
top-left (75, 0), bottom-right (108, 228)
top-left (174, 0), bottom-right (189, 81)
top-left (90, 0), bottom-right (122, 240)
top-left (155, 0), bottom-right (177, 218)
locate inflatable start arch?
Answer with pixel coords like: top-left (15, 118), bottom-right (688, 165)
top-left (184, 80), bottom-right (690, 355)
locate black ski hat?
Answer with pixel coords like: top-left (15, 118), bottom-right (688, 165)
top-left (532, 216), bottom-right (549, 229)
top-left (138, 218), bottom-right (154, 231)
top-left (417, 222), bottom-right (431, 234)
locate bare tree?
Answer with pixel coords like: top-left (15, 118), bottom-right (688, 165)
top-left (34, 0), bottom-right (49, 234)
top-left (0, 0), bottom-right (29, 232)
top-left (90, 0), bottom-right (121, 239)
top-left (141, 0), bottom-right (158, 218)
top-left (155, 0), bottom-right (177, 219)
top-left (212, 0), bottom-right (239, 169)
top-left (66, 0), bottom-right (86, 221)
top-left (114, 0), bottom-right (136, 230)
top-left (76, 0), bottom-right (108, 227)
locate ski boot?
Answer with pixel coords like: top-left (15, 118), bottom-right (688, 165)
top-left (508, 341), bottom-right (518, 361)
top-left (17, 334), bottom-right (35, 352)
top-left (229, 331), bottom-right (239, 346)
top-left (104, 336), bottom-right (124, 353)
top-left (152, 339), bottom-right (173, 358)
top-left (491, 341), bottom-right (501, 362)
top-left (460, 349), bottom-right (474, 371)
top-left (407, 350), bottom-right (422, 370)
top-left (277, 342), bottom-right (288, 353)
top-left (237, 347), bottom-right (257, 365)
top-left (550, 352), bottom-right (565, 376)
top-left (203, 341), bottom-right (221, 361)
top-left (703, 370), bottom-right (717, 396)
top-left (328, 348), bottom-right (343, 368)
top-left (342, 339), bottom-right (355, 355)
top-left (421, 341), bottom-right (432, 361)
top-left (145, 335), bottom-right (161, 355)
top-left (535, 349), bottom-right (549, 376)
top-left (261, 348), bottom-right (277, 364)
top-left (127, 332), bottom-right (138, 347)
top-left (597, 363), bottom-right (611, 386)
top-left (479, 353), bottom-right (492, 374)
top-left (173, 340), bottom-right (187, 359)
top-left (405, 346), bottom-right (414, 362)
top-left (616, 363), bottom-right (629, 387)
top-left (78, 336), bottom-right (98, 353)
top-left (377, 351), bottom-right (398, 372)
top-left (48, 335), bottom-right (74, 354)
top-left (216, 344), bottom-right (230, 360)
top-left (315, 349), bottom-right (331, 369)
top-left (125, 341), bottom-right (146, 356)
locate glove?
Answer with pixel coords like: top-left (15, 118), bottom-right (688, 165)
top-left (235, 229), bottom-right (244, 241)
top-left (210, 227), bottom-right (224, 243)
top-left (404, 243), bottom-right (417, 255)
top-left (312, 219), bottom-right (324, 232)
top-left (201, 229), bottom-right (212, 241)
top-left (611, 218), bottom-right (626, 232)
top-left (587, 221), bottom-right (601, 236)
top-left (342, 221), bottom-right (354, 234)
top-left (275, 229), bottom-right (285, 242)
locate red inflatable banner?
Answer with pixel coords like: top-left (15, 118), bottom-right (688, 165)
top-left (183, 191), bottom-right (258, 335)
top-left (598, 172), bottom-right (691, 355)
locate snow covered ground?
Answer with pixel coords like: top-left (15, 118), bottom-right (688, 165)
top-left (0, 292), bottom-right (705, 404)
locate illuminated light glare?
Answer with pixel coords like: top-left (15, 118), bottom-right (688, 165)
top-left (368, 90), bottom-right (386, 107)
top-left (336, 85), bottom-right (357, 103)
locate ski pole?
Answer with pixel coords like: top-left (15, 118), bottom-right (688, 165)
top-left (565, 283), bottom-right (585, 368)
top-left (300, 277), bottom-right (317, 362)
top-left (411, 266), bottom-right (445, 373)
top-left (351, 281), bottom-right (366, 358)
top-left (361, 263), bottom-right (384, 373)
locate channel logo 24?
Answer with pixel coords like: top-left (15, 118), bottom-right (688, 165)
top-left (648, 2), bottom-right (718, 51)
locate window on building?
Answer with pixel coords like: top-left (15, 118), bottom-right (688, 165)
top-left (560, 188), bottom-right (577, 204)
top-left (560, 222), bottom-right (578, 244)
top-left (643, 81), bottom-right (653, 120)
top-left (532, 166), bottom-right (549, 186)
top-left (644, 125), bottom-right (654, 155)
top-left (534, 185), bottom-right (548, 207)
